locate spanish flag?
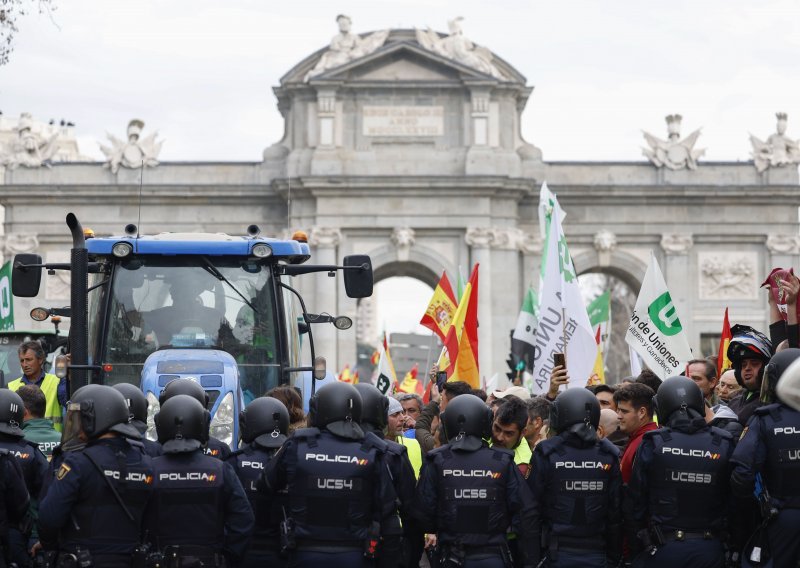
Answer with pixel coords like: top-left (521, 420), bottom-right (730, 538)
top-left (397, 363), bottom-right (423, 395)
top-left (420, 271), bottom-right (458, 343)
top-left (338, 365), bottom-right (355, 384)
top-left (717, 308), bottom-right (732, 376)
top-left (588, 326), bottom-right (605, 385)
top-left (437, 264), bottom-right (480, 388)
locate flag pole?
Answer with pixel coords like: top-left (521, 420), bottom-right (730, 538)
top-left (423, 332), bottom-right (435, 385)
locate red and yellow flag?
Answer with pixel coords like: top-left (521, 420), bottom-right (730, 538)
top-left (420, 271), bottom-right (458, 343)
top-left (397, 363), bottom-right (423, 395)
top-left (717, 307), bottom-right (732, 376)
top-left (338, 365), bottom-right (355, 384)
top-left (588, 326), bottom-right (605, 386)
top-left (437, 264), bottom-right (480, 388)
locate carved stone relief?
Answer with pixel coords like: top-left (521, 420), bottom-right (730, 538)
top-left (698, 251), bottom-right (758, 300)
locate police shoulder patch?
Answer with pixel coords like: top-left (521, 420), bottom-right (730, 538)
top-left (56, 463), bottom-right (72, 480)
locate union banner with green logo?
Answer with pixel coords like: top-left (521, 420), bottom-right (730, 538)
top-left (0, 262), bottom-right (14, 331)
top-left (625, 253), bottom-right (692, 378)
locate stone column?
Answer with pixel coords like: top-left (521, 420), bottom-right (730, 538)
top-left (490, 228), bottom-right (524, 382)
top-left (308, 226), bottom-right (342, 370)
top-left (465, 227), bottom-right (494, 382)
top-left (518, 231), bottom-right (544, 294)
top-left (660, 233), bottom-right (694, 350)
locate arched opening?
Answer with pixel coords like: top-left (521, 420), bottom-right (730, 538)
top-left (577, 270), bottom-right (638, 384)
top-left (355, 261), bottom-right (439, 382)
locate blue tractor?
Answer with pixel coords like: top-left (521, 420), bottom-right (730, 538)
top-left (11, 214), bottom-right (372, 448)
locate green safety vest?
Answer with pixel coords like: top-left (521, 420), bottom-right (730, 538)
top-left (8, 373), bottom-right (63, 432)
top-left (396, 435), bottom-right (422, 479)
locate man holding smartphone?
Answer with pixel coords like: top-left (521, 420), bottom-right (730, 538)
top-left (546, 354), bottom-right (569, 401)
top-left (414, 365), bottom-right (472, 453)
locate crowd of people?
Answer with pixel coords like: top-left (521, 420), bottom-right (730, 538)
top-left (0, 278), bottom-right (799, 568)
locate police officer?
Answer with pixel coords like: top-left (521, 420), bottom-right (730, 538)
top-left (159, 378), bottom-right (231, 460)
top-left (0, 389), bottom-right (49, 567)
top-left (225, 396), bottom-right (290, 568)
top-left (113, 383), bottom-right (162, 457)
top-left (731, 348), bottom-right (800, 566)
top-left (355, 384), bottom-right (416, 568)
top-left (260, 381), bottom-right (396, 568)
top-left (527, 388), bottom-right (621, 567)
top-left (0, 446), bottom-right (30, 568)
top-left (415, 394), bottom-right (536, 568)
top-left (627, 376), bottom-right (735, 568)
top-left (145, 394), bottom-right (254, 567)
top-left (38, 384), bottom-right (154, 568)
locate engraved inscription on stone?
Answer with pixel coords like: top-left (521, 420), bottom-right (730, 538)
top-left (362, 106), bottom-right (444, 137)
top-left (698, 251), bottom-right (758, 300)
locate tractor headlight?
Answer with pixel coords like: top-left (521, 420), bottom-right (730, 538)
top-left (210, 392), bottom-right (234, 447)
top-left (146, 392), bottom-right (160, 442)
top-left (112, 242), bottom-right (133, 258)
top-left (251, 243), bottom-right (272, 258)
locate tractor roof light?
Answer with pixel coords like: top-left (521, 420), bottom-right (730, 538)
top-left (112, 242), bottom-right (133, 258)
top-left (251, 243), bottom-right (273, 258)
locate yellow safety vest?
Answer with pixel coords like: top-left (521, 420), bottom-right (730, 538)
top-left (513, 437), bottom-right (532, 467)
top-left (9, 374), bottom-right (63, 432)
top-left (396, 435), bottom-right (422, 479)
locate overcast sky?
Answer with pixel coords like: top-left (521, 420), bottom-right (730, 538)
top-left (3, 0), bottom-right (800, 163)
top-left (3, 0), bottom-right (800, 342)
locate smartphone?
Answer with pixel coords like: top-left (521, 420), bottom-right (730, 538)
top-left (436, 371), bottom-right (448, 390)
top-left (553, 352), bottom-right (566, 370)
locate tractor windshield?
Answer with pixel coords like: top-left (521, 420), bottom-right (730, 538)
top-left (93, 256), bottom-right (281, 399)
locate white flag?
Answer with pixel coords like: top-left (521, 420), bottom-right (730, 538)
top-left (375, 340), bottom-right (397, 395)
top-left (531, 201), bottom-right (597, 395)
top-left (625, 252), bottom-right (693, 379)
top-left (629, 343), bottom-right (643, 377)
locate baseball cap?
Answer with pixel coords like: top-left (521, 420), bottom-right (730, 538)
top-left (492, 386), bottom-right (531, 401)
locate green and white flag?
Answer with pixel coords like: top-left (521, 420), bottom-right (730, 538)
top-left (512, 287), bottom-right (539, 374)
top-left (587, 290), bottom-right (611, 352)
top-left (625, 252), bottom-right (693, 379)
top-left (0, 262), bottom-right (13, 331)
top-left (531, 200), bottom-right (597, 395)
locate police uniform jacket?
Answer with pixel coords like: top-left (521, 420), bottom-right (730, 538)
top-left (259, 427), bottom-right (396, 550)
top-left (627, 420), bottom-right (734, 534)
top-left (225, 442), bottom-right (282, 553)
top-left (527, 433), bottom-right (621, 559)
top-left (731, 402), bottom-right (800, 507)
top-left (38, 437), bottom-right (155, 556)
top-left (414, 439), bottom-right (536, 560)
top-left (0, 449), bottom-right (30, 543)
top-left (0, 433), bottom-right (49, 499)
top-left (144, 449), bottom-right (254, 563)
top-left (204, 436), bottom-right (232, 460)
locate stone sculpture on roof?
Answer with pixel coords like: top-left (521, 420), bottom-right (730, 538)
top-left (642, 114), bottom-right (704, 170)
top-left (415, 17), bottom-right (505, 80)
top-left (100, 119), bottom-right (163, 175)
top-left (304, 15), bottom-right (389, 81)
top-left (1, 112), bottom-right (60, 169)
top-left (750, 112), bottom-right (800, 173)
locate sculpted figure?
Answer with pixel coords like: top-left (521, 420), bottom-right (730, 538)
top-left (642, 114), bottom-right (704, 170)
top-left (1, 113), bottom-right (59, 169)
top-left (750, 113), bottom-right (800, 173)
top-left (415, 17), bottom-right (505, 80)
top-left (305, 15), bottom-right (389, 81)
top-left (100, 119), bottom-right (163, 174)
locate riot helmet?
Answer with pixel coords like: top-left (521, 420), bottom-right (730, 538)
top-left (308, 381), bottom-right (364, 439)
top-left (354, 383), bottom-right (389, 436)
top-left (441, 394), bottom-right (492, 451)
top-left (0, 389), bottom-right (25, 438)
top-left (551, 388), bottom-right (601, 433)
top-left (240, 397), bottom-right (289, 449)
top-left (727, 325), bottom-right (773, 387)
top-left (776, 354), bottom-right (800, 411)
top-left (654, 376), bottom-right (705, 425)
top-left (764, 348), bottom-right (800, 405)
top-left (155, 394), bottom-right (210, 453)
top-left (159, 378), bottom-right (210, 408)
top-left (113, 383), bottom-right (149, 434)
top-left (63, 384), bottom-right (141, 447)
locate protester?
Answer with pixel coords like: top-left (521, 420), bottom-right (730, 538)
top-left (266, 385), bottom-right (306, 433)
top-left (725, 325), bottom-right (773, 425)
top-left (493, 385), bottom-right (531, 401)
top-left (715, 369), bottom-right (740, 403)
top-left (686, 358), bottom-right (719, 406)
top-left (414, 380), bottom-right (471, 453)
top-left (395, 392), bottom-right (422, 437)
top-left (635, 369), bottom-right (662, 394)
top-left (590, 383), bottom-right (617, 411)
top-left (523, 396), bottom-right (551, 449)
top-left (9, 340), bottom-right (66, 432)
top-left (490, 395), bottom-right (532, 476)
top-left (613, 383), bottom-right (657, 483)
top-left (18, 383), bottom-right (61, 459)
top-left (598, 407), bottom-right (626, 450)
